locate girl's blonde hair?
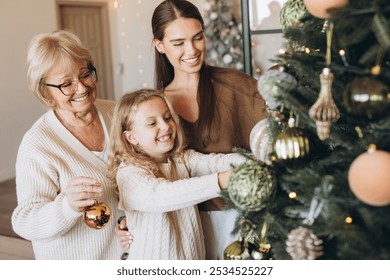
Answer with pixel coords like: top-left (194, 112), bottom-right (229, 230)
top-left (26, 30), bottom-right (94, 108)
top-left (109, 89), bottom-right (187, 186)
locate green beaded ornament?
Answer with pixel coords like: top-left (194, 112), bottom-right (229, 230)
top-left (227, 160), bottom-right (276, 212)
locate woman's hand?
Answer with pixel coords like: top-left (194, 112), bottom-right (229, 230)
top-left (116, 216), bottom-right (134, 251)
top-left (217, 169), bottom-right (233, 190)
top-left (65, 177), bottom-right (103, 212)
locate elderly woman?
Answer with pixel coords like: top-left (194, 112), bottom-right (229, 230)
top-left (12, 30), bottom-right (131, 259)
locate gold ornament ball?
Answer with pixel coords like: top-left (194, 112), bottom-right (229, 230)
top-left (303, 0), bottom-right (348, 18)
top-left (84, 200), bottom-right (111, 229)
top-left (224, 241), bottom-right (244, 260)
top-left (273, 118), bottom-right (310, 160)
top-left (348, 145), bottom-right (390, 206)
top-left (343, 76), bottom-right (389, 119)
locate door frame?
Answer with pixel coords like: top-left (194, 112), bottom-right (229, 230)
top-left (56, 1), bottom-right (115, 100)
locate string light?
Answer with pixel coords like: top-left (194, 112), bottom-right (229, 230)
top-left (113, 0), bottom-right (119, 9)
top-left (289, 192), bottom-right (297, 199)
top-left (345, 216), bottom-right (353, 224)
top-left (339, 49), bottom-right (349, 67)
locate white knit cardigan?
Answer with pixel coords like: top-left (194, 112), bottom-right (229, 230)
top-left (117, 150), bottom-right (245, 260)
top-left (12, 99), bottom-right (123, 259)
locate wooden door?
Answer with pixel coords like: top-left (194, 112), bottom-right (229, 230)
top-left (59, 4), bottom-right (114, 100)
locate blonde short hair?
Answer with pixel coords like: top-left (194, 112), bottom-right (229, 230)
top-left (26, 30), bottom-right (94, 107)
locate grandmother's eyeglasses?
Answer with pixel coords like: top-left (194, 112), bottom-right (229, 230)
top-left (45, 65), bottom-right (97, 96)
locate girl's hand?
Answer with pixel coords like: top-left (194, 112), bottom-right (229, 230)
top-left (116, 216), bottom-right (134, 250)
top-left (217, 169), bottom-right (233, 190)
top-left (65, 177), bottom-right (103, 212)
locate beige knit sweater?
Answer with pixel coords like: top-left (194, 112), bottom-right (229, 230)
top-left (12, 99), bottom-right (123, 259)
top-left (117, 150), bottom-right (245, 260)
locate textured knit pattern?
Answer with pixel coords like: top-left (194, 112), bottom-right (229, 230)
top-left (116, 150), bottom-right (245, 260)
top-left (11, 99), bottom-right (123, 260)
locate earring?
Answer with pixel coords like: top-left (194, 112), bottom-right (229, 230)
top-left (160, 51), bottom-right (164, 55)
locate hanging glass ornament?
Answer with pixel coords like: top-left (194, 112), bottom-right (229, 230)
top-left (258, 67), bottom-right (298, 110)
top-left (343, 76), bottom-right (389, 119)
top-left (285, 226), bottom-right (324, 260)
top-left (249, 119), bottom-right (273, 164)
top-left (303, 177), bottom-right (334, 225)
top-left (227, 160), bottom-right (276, 212)
top-left (309, 68), bottom-right (340, 140)
top-left (84, 199), bottom-right (111, 229)
top-left (348, 144), bottom-right (390, 206)
top-left (273, 114), bottom-right (310, 160)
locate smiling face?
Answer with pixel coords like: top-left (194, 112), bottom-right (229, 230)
top-left (45, 61), bottom-right (97, 114)
top-left (154, 17), bottom-right (206, 75)
top-left (124, 97), bottom-right (177, 163)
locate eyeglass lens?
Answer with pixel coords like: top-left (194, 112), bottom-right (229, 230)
top-left (60, 70), bottom-right (96, 95)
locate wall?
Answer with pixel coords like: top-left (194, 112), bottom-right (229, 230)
top-left (114, 0), bottom-right (206, 97)
top-left (0, 0), bottom-right (56, 181)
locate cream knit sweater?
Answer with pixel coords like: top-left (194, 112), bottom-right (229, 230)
top-left (117, 150), bottom-right (245, 260)
top-left (12, 99), bottom-right (123, 259)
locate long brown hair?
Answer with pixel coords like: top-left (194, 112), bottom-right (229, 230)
top-left (152, 0), bottom-right (218, 148)
top-left (108, 89), bottom-right (187, 186)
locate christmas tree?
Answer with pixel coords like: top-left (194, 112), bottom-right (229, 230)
top-left (224, 0), bottom-right (390, 260)
top-left (203, 0), bottom-right (244, 70)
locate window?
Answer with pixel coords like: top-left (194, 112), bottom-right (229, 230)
top-left (241, 0), bottom-right (287, 77)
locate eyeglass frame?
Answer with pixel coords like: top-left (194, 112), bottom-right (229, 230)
top-left (45, 64), bottom-right (97, 96)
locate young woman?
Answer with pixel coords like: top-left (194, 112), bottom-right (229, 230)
top-left (151, 0), bottom-right (267, 259)
top-left (108, 89), bottom-right (245, 259)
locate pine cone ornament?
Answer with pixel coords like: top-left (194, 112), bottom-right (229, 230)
top-left (227, 160), bottom-right (276, 211)
top-left (286, 226), bottom-right (324, 260)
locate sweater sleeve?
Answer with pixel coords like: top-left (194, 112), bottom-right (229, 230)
top-left (116, 164), bottom-right (221, 213)
top-left (235, 75), bottom-right (266, 150)
top-left (12, 149), bottom-right (81, 242)
top-left (184, 149), bottom-right (246, 177)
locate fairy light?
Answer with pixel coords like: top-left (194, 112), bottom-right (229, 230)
top-left (339, 49), bottom-right (349, 67)
top-left (289, 192), bottom-right (297, 199)
top-left (345, 216), bottom-right (353, 224)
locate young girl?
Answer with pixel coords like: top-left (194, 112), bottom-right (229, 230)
top-left (109, 89), bottom-right (245, 260)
